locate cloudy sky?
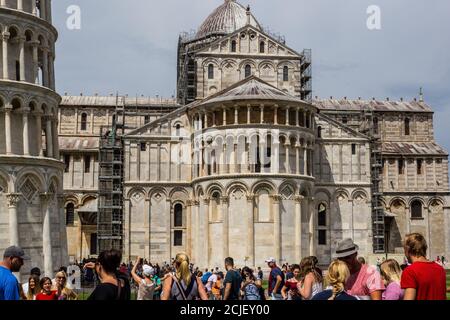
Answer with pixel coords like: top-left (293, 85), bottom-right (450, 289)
top-left (52, 0), bottom-right (450, 154)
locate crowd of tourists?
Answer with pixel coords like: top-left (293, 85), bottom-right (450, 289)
top-left (0, 232), bottom-right (449, 301)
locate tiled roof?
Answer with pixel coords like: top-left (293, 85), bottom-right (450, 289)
top-left (313, 99), bottom-right (433, 113)
top-left (60, 96), bottom-right (179, 108)
top-left (382, 142), bottom-right (447, 155)
top-left (196, 0), bottom-right (261, 39)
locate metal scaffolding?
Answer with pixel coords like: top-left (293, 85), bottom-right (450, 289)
top-left (300, 49), bottom-right (312, 102)
top-left (97, 95), bottom-right (125, 253)
top-left (361, 107), bottom-right (385, 254)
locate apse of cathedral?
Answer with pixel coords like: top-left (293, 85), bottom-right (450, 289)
top-left (1, 0), bottom-right (449, 273)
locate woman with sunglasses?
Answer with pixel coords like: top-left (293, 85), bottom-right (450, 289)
top-left (36, 277), bottom-right (58, 300)
top-left (54, 271), bottom-right (78, 300)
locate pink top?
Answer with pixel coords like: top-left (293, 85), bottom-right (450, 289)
top-left (382, 282), bottom-right (404, 300)
top-left (345, 264), bottom-right (385, 299)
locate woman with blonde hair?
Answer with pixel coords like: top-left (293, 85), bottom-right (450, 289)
top-left (380, 259), bottom-right (404, 300)
top-left (161, 253), bottom-right (208, 300)
top-left (312, 260), bottom-right (357, 300)
top-left (297, 256), bottom-right (323, 300)
top-left (26, 275), bottom-right (41, 300)
top-left (54, 271), bottom-right (78, 300)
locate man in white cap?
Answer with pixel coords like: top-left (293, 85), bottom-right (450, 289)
top-left (334, 238), bottom-right (384, 300)
top-left (0, 246), bottom-right (29, 300)
top-left (131, 257), bottom-right (155, 300)
top-left (265, 257), bottom-right (284, 300)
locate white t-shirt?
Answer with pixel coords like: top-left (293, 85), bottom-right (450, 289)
top-left (206, 274), bottom-right (218, 292)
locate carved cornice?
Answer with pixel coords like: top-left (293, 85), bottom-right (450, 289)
top-left (270, 194), bottom-right (282, 203)
top-left (294, 195), bottom-right (305, 203)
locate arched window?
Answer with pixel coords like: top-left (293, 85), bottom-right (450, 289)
top-left (81, 113), bottom-right (88, 131)
top-left (66, 203), bottom-right (75, 226)
top-left (174, 203), bottom-right (183, 227)
top-left (411, 200), bottom-right (422, 219)
top-left (317, 126), bottom-right (322, 138)
top-left (283, 66), bottom-right (289, 82)
top-left (405, 118), bottom-right (410, 136)
top-left (245, 64), bottom-right (251, 78)
top-left (231, 40), bottom-right (237, 52)
top-left (318, 203), bottom-right (327, 245)
top-left (259, 41), bottom-right (265, 53)
top-left (208, 64), bottom-right (214, 79)
top-left (318, 203), bottom-right (327, 226)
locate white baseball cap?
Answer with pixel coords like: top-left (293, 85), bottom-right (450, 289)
top-left (142, 265), bottom-right (154, 277)
top-left (265, 257), bottom-right (276, 263)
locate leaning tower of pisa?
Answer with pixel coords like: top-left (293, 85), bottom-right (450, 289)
top-left (0, 0), bottom-right (68, 278)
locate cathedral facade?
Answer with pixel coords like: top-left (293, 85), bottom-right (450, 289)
top-left (55, 0), bottom-right (450, 268)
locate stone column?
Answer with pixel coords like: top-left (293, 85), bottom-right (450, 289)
top-left (212, 111), bottom-right (216, 127)
top-left (271, 135), bottom-right (279, 174)
top-left (57, 195), bottom-right (69, 267)
top-left (40, 0), bottom-right (47, 20)
top-left (22, 107), bottom-right (30, 155)
top-left (295, 143), bottom-right (300, 174)
top-left (40, 193), bottom-right (54, 277)
top-left (247, 105), bottom-right (251, 124)
top-left (221, 196), bottom-right (229, 259)
top-left (303, 146), bottom-right (307, 175)
top-left (285, 141), bottom-right (290, 174)
top-left (17, 0), bottom-right (23, 10)
top-left (234, 106), bottom-right (239, 124)
top-left (32, 0), bottom-right (37, 15)
top-left (30, 40), bottom-right (38, 83)
top-left (204, 112), bottom-right (208, 128)
top-left (45, 117), bottom-right (53, 158)
top-left (0, 0), bottom-right (5, 6)
top-left (285, 107), bottom-right (290, 125)
top-left (2, 32), bottom-right (9, 80)
top-left (4, 104), bottom-right (12, 155)
top-left (52, 120), bottom-right (59, 159)
top-left (7, 193), bottom-right (21, 246)
top-left (294, 195), bottom-right (304, 262)
top-left (203, 198), bottom-right (210, 267)
top-left (18, 36), bottom-right (26, 81)
top-left (35, 110), bottom-right (43, 156)
top-left (42, 47), bottom-right (49, 87)
top-left (308, 197), bottom-right (315, 256)
top-left (230, 140), bottom-right (236, 173)
top-left (186, 200), bottom-right (192, 258)
top-left (246, 194), bottom-right (255, 267)
top-left (144, 197), bottom-right (151, 259)
top-left (274, 105), bottom-right (278, 125)
top-left (48, 52), bottom-right (54, 89)
top-left (271, 194), bottom-right (282, 262)
top-left (222, 107), bottom-right (227, 126)
top-left (260, 105), bottom-right (264, 124)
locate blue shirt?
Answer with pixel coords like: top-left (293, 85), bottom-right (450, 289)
top-left (0, 266), bottom-right (20, 300)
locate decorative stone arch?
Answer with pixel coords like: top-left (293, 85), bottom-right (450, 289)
top-left (47, 174), bottom-right (61, 194)
top-left (64, 194), bottom-right (80, 208)
top-left (148, 187), bottom-right (167, 200)
top-left (238, 59), bottom-right (257, 70)
top-left (8, 24), bottom-right (21, 39)
top-left (225, 181), bottom-right (249, 198)
top-left (299, 182), bottom-right (313, 197)
top-left (276, 61), bottom-right (295, 69)
top-left (351, 189), bottom-right (369, 202)
top-left (389, 197), bottom-right (407, 209)
top-left (0, 171), bottom-right (9, 194)
top-left (315, 188), bottom-right (332, 203)
top-left (257, 60), bottom-right (276, 71)
top-left (24, 28), bottom-right (35, 41)
top-left (407, 197), bottom-right (426, 208)
top-left (169, 187), bottom-right (190, 203)
top-left (333, 188), bottom-right (350, 202)
top-left (220, 59), bottom-right (237, 70)
top-left (251, 180), bottom-right (276, 195)
top-left (125, 187), bottom-right (145, 200)
top-left (15, 168), bottom-right (45, 193)
top-left (201, 58), bottom-right (220, 69)
top-left (279, 179), bottom-right (298, 196)
top-left (15, 171), bottom-right (44, 203)
top-left (194, 185), bottom-right (204, 199)
top-left (10, 95), bottom-right (25, 110)
top-left (205, 183), bottom-right (225, 198)
top-left (427, 197), bottom-right (445, 208)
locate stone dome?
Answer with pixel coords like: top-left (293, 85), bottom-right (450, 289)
top-left (196, 0), bottom-right (261, 39)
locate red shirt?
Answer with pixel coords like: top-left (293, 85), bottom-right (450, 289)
top-left (36, 291), bottom-right (58, 301)
top-left (400, 261), bottom-right (446, 300)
